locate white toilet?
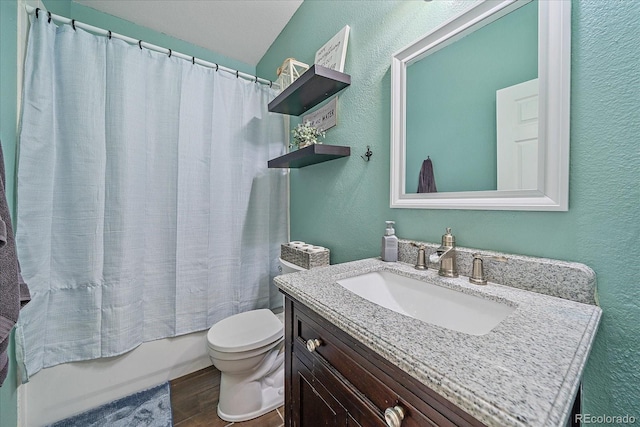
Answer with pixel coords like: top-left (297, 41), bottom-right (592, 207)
top-left (206, 258), bottom-right (305, 422)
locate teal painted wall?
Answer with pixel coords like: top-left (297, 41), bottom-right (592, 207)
top-left (405, 1), bottom-right (537, 193)
top-left (0, 1), bottom-right (255, 424)
top-left (0, 0), bottom-right (19, 425)
top-left (0, 1), bottom-right (18, 211)
top-left (258, 0), bottom-right (640, 419)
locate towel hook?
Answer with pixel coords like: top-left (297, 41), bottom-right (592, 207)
top-left (361, 145), bottom-right (373, 162)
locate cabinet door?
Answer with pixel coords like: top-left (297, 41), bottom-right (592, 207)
top-left (286, 297), bottom-right (485, 427)
top-left (310, 353), bottom-right (388, 427)
top-left (292, 354), bottom-right (348, 427)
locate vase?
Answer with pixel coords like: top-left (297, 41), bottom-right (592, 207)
top-left (299, 141), bottom-right (315, 149)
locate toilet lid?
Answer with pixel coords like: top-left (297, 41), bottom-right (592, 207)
top-left (207, 309), bottom-right (283, 353)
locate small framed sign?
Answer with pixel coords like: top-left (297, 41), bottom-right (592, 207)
top-left (314, 25), bottom-right (350, 72)
top-left (302, 97), bottom-right (338, 132)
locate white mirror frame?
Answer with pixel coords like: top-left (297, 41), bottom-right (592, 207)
top-left (390, 0), bottom-right (570, 211)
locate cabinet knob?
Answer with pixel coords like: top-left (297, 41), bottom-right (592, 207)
top-left (384, 405), bottom-right (405, 427)
top-left (306, 338), bottom-right (323, 352)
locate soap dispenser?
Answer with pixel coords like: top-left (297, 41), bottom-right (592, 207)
top-left (381, 221), bottom-right (398, 262)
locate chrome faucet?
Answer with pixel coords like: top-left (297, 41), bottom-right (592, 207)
top-left (429, 228), bottom-right (458, 277)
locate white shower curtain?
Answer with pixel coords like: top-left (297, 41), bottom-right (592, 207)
top-left (15, 16), bottom-right (287, 382)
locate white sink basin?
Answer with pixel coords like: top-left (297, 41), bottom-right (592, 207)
top-left (336, 271), bottom-right (515, 336)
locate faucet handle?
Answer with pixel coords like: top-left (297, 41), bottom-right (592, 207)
top-left (410, 242), bottom-right (427, 270)
top-left (469, 253), bottom-right (507, 285)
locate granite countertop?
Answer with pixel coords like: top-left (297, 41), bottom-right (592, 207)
top-left (274, 258), bottom-right (602, 427)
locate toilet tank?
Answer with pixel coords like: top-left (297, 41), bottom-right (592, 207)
top-left (279, 258), bottom-right (307, 274)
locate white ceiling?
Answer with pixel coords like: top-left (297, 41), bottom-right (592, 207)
top-left (73, 0), bottom-right (304, 66)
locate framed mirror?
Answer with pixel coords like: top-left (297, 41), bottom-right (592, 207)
top-left (390, 0), bottom-right (570, 210)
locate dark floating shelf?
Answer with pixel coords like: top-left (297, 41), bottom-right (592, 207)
top-left (268, 144), bottom-right (351, 169)
top-left (268, 65), bottom-right (351, 116)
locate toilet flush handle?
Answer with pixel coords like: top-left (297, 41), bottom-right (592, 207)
top-left (306, 338), bottom-right (323, 352)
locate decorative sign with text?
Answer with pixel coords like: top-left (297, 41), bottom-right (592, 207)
top-left (302, 97), bottom-right (338, 132)
top-left (314, 25), bottom-right (350, 72)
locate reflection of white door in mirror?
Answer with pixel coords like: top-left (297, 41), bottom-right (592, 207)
top-left (497, 78), bottom-right (538, 191)
top-left (390, 0), bottom-right (571, 211)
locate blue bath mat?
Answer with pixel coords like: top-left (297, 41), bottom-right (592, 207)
top-left (48, 382), bottom-right (172, 427)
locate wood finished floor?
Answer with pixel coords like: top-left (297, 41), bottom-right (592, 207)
top-left (170, 366), bottom-right (285, 427)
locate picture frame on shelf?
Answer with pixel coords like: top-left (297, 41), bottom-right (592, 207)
top-left (302, 96), bottom-right (338, 133)
top-left (315, 25), bottom-right (350, 72)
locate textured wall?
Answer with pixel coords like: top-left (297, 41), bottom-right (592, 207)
top-left (0, 0), bottom-right (18, 210)
top-left (257, 0), bottom-right (640, 418)
top-left (0, 1), bottom-right (19, 425)
top-left (570, 0), bottom-right (640, 415)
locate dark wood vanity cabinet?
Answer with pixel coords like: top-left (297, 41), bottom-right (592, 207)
top-left (283, 295), bottom-right (485, 427)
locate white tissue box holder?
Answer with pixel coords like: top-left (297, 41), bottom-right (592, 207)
top-left (281, 244), bottom-right (330, 269)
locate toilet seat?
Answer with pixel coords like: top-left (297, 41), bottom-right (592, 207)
top-left (207, 309), bottom-right (283, 353)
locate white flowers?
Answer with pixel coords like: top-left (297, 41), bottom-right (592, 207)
top-left (291, 121), bottom-right (325, 149)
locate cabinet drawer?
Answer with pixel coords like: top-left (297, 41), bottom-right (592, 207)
top-left (293, 305), bottom-right (456, 427)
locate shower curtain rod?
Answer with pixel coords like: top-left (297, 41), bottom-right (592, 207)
top-left (25, 5), bottom-right (277, 88)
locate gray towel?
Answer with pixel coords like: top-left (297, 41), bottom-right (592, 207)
top-left (0, 140), bottom-right (30, 386)
top-left (417, 157), bottom-right (437, 193)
